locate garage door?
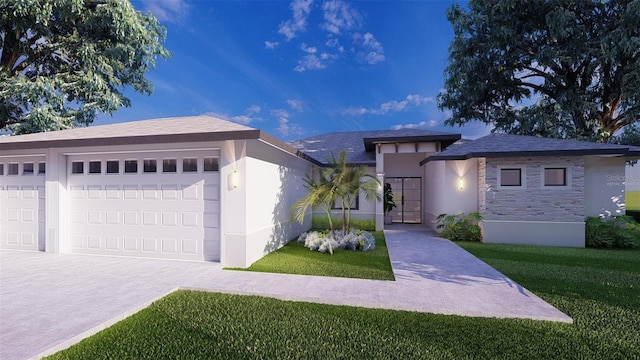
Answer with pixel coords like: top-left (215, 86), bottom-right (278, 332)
top-left (66, 150), bottom-right (220, 261)
top-left (0, 156), bottom-right (46, 251)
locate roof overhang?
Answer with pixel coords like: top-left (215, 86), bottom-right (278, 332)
top-left (363, 134), bottom-right (461, 152)
top-left (420, 148), bottom-right (635, 166)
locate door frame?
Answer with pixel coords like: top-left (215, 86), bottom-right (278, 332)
top-left (386, 177), bottom-right (422, 224)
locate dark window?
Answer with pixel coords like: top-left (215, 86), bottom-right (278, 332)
top-left (545, 168), bottom-right (567, 186)
top-left (71, 161), bottom-right (84, 174)
top-left (106, 161), bottom-right (119, 174)
top-left (0, 164), bottom-right (4, 176)
top-left (89, 161), bottom-right (101, 174)
top-left (183, 158), bottom-right (198, 172)
top-left (38, 162), bottom-right (46, 175)
top-left (124, 160), bottom-right (138, 174)
top-left (332, 196), bottom-right (359, 210)
top-left (163, 159), bottom-right (177, 173)
top-left (204, 157), bottom-right (219, 172)
top-left (8, 163), bottom-right (19, 175)
top-left (500, 168), bottom-right (522, 186)
top-left (143, 159), bottom-right (157, 173)
top-left (23, 163), bottom-right (34, 175)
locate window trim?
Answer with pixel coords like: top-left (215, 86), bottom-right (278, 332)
top-left (22, 162), bottom-right (34, 176)
top-left (88, 160), bottom-right (102, 174)
top-left (542, 166), bottom-right (571, 189)
top-left (71, 161), bottom-right (84, 175)
top-left (162, 158), bottom-right (177, 173)
top-left (124, 159), bottom-right (138, 174)
top-left (182, 158), bottom-right (198, 173)
top-left (143, 159), bottom-right (158, 173)
top-left (332, 195), bottom-right (360, 210)
top-left (106, 160), bottom-right (120, 174)
top-left (497, 166), bottom-right (526, 189)
top-left (8, 163), bottom-right (19, 176)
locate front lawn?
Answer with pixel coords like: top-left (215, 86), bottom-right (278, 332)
top-left (46, 244), bottom-right (640, 359)
top-left (232, 231), bottom-right (395, 281)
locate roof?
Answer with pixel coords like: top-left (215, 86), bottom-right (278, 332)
top-left (0, 115), bottom-right (321, 164)
top-left (290, 129), bottom-right (461, 165)
top-left (421, 133), bottom-right (640, 164)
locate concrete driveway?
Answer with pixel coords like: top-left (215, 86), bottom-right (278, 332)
top-left (0, 228), bottom-right (571, 359)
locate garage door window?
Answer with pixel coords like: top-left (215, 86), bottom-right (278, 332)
top-left (144, 159), bottom-right (157, 173)
top-left (71, 161), bottom-right (84, 174)
top-left (163, 159), bottom-right (177, 173)
top-left (38, 162), bottom-right (46, 175)
top-left (183, 158), bottom-right (198, 172)
top-left (0, 163), bottom-right (4, 176)
top-left (107, 160), bottom-right (119, 174)
top-left (23, 163), bottom-right (34, 175)
top-left (204, 157), bottom-right (219, 172)
top-left (89, 161), bottom-right (101, 174)
top-left (124, 160), bottom-right (138, 174)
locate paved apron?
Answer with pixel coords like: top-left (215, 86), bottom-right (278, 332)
top-left (0, 228), bottom-right (571, 359)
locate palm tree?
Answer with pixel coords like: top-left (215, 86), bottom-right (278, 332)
top-left (291, 170), bottom-right (337, 233)
top-left (320, 151), bottom-right (381, 235)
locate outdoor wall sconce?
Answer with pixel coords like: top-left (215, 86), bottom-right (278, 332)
top-left (458, 177), bottom-right (464, 190)
top-left (231, 170), bottom-right (239, 189)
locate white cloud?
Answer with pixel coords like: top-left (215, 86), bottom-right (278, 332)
top-left (391, 120), bottom-right (439, 130)
top-left (286, 99), bottom-right (303, 112)
top-left (354, 32), bottom-right (385, 65)
top-left (278, 0), bottom-right (313, 41)
top-left (271, 109), bottom-right (302, 136)
top-left (294, 54), bottom-right (326, 72)
top-left (301, 43), bottom-right (317, 54)
top-left (246, 104), bottom-right (261, 115)
top-left (141, 0), bottom-right (190, 23)
top-left (264, 41), bottom-right (280, 49)
top-left (326, 38), bottom-right (344, 52)
top-left (341, 94), bottom-right (434, 116)
top-left (321, 0), bottom-right (361, 35)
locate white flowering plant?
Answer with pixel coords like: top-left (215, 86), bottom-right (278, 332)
top-left (298, 229), bottom-right (375, 254)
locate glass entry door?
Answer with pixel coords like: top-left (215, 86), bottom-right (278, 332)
top-left (387, 177), bottom-right (422, 224)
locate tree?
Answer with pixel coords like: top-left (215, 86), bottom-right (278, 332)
top-left (438, 0), bottom-right (640, 142)
top-left (1, 0), bottom-right (170, 134)
top-left (291, 150), bottom-right (381, 235)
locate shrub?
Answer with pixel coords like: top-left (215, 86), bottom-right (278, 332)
top-left (585, 216), bottom-right (640, 249)
top-left (312, 217), bottom-right (376, 231)
top-left (298, 229), bottom-right (376, 254)
top-left (436, 212), bottom-right (483, 242)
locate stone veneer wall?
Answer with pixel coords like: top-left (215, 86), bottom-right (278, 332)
top-left (483, 156), bottom-right (585, 222)
top-left (478, 158), bottom-right (486, 216)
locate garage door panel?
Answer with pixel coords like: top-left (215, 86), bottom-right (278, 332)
top-left (67, 152), bottom-right (220, 261)
top-left (0, 157), bottom-right (45, 251)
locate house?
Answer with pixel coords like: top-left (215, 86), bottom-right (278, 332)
top-left (1, 116), bottom-right (638, 267)
top-left (0, 116), bottom-right (315, 268)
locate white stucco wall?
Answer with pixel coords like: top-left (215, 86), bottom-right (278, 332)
top-left (585, 156), bottom-right (626, 217)
top-left (221, 139), bottom-right (312, 268)
top-left (424, 159), bottom-right (479, 230)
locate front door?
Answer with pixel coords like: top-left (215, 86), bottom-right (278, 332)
top-left (387, 177), bottom-right (421, 224)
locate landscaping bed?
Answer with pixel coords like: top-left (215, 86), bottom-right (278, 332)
top-left (232, 231), bottom-right (394, 281)
top-left (47, 243), bottom-right (640, 359)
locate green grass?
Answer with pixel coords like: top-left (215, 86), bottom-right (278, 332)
top-left (232, 231), bottom-right (395, 281)
top-left (47, 244), bottom-right (640, 359)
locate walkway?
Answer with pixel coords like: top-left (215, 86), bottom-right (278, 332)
top-left (0, 228), bottom-right (571, 359)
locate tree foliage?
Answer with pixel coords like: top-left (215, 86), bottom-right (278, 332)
top-left (291, 150), bottom-right (381, 235)
top-left (438, 0), bottom-right (640, 142)
top-left (0, 0), bottom-right (170, 134)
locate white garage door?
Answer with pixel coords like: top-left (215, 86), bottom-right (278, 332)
top-left (0, 156), bottom-right (46, 251)
top-left (66, 150), bottom-right (220, 261)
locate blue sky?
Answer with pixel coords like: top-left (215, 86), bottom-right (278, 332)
top-left (97, 0), bottom-right (490, 140)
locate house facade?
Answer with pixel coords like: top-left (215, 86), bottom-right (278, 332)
top-left (1, 116), bottom-right (637, 267)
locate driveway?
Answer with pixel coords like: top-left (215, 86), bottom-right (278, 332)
top-left (0, 228), bottom-right (571, 359)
